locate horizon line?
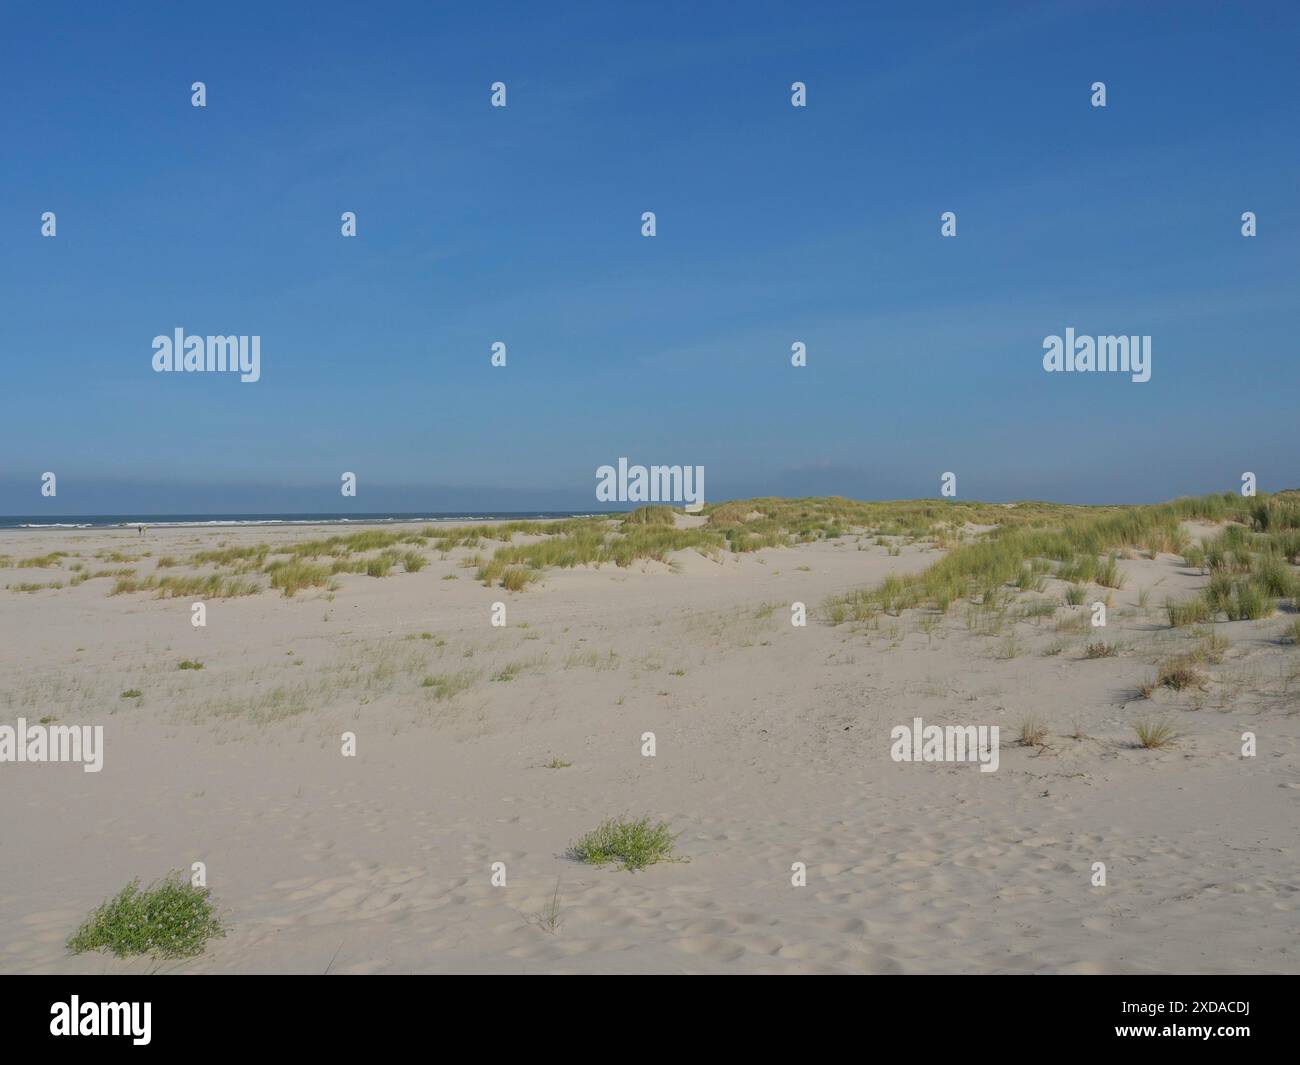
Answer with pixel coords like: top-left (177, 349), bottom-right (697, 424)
top-left (5, 487), bottom-right (1296, 520)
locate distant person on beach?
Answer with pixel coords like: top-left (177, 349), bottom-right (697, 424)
top-left (138, 524), bottom-right (145, 537)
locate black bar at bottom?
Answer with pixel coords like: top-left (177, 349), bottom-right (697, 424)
top-left (0, 974), bottom-right (1289, 1052)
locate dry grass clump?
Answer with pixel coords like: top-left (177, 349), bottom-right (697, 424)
top-left (1016, 717), bottom-right (1049, 747)
top-left (1155, 655), bottom-right (1208, 691)
top-left (1135, 719), bottom-right (1177, 749)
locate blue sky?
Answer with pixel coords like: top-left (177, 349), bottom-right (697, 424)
top-left (2, 0), bottom-right (1297, 513)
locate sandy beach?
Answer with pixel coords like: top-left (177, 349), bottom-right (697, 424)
top-left (1, 504), bottom-right (1296, 974)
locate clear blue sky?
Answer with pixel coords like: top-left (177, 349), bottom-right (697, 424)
top-left (2, 0), bottom-right (1297, 513)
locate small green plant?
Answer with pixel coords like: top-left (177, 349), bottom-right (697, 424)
top-left (66, 873), bottom-right (224, 959)
top-left (568, 817), bottom-right (678, 871)
top-left (1064, 584), bottom-right (1087, 606)
top-left (545, 758), bottom-right (572, 769)
top-left (1135, 719), bottom-right (1176, 749)
top-left (421, 670), bottom-right (477, 700)
top-left (177, 660), bottom-right (203, 670)
top-left (491, 661), bottom-right (529, 682)
top-left (119, 689), bottom-right (142, 699)
top-left (1084, 641), bottom-right (1119, 659)
top-left (537, 877), bottom-right (563, 933)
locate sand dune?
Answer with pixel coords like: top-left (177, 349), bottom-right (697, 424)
top-left (1, 517), bottom-right (1297, 973)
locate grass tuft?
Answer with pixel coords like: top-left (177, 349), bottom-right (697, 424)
top-left (1016, 717), bottom-right (1049, 747)
top-left (1156, 655), bottom-right (1208, 691)
top-left (622, 505), bottom-right (677, 526)
top-left (1135, 719), bottom-right (1177, 749)
top-left (568, 817), bottom-right (678, 871)
top-left (420, 669), bottom-right (477, 700)
top-left (1167, 597), bottom-right (1212, 627)
top-left (499, 566), bottom-right (539, 592)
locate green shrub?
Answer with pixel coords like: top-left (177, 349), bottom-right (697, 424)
top-left (67, 873), bottom-right (224, 959)
top-left (568, 817), bottom-right (678, 871)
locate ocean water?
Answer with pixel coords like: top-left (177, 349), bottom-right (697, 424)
top-left (0, 512), bottom-right (607, 531)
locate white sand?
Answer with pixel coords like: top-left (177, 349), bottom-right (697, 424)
top-left (1, 522), bottom-right (1297, 973)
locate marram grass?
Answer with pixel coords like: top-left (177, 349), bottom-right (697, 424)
top-left (1135, 720), bottom-right (1177, 750)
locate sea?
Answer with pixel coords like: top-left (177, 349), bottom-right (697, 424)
top-left (0, 512), bottom-right (608, 531)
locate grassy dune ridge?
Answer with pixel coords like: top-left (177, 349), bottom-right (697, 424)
top-left (9, 493), bottom-right (1300, 617)
top-left (822, 491), bottom-right (1299, 624)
